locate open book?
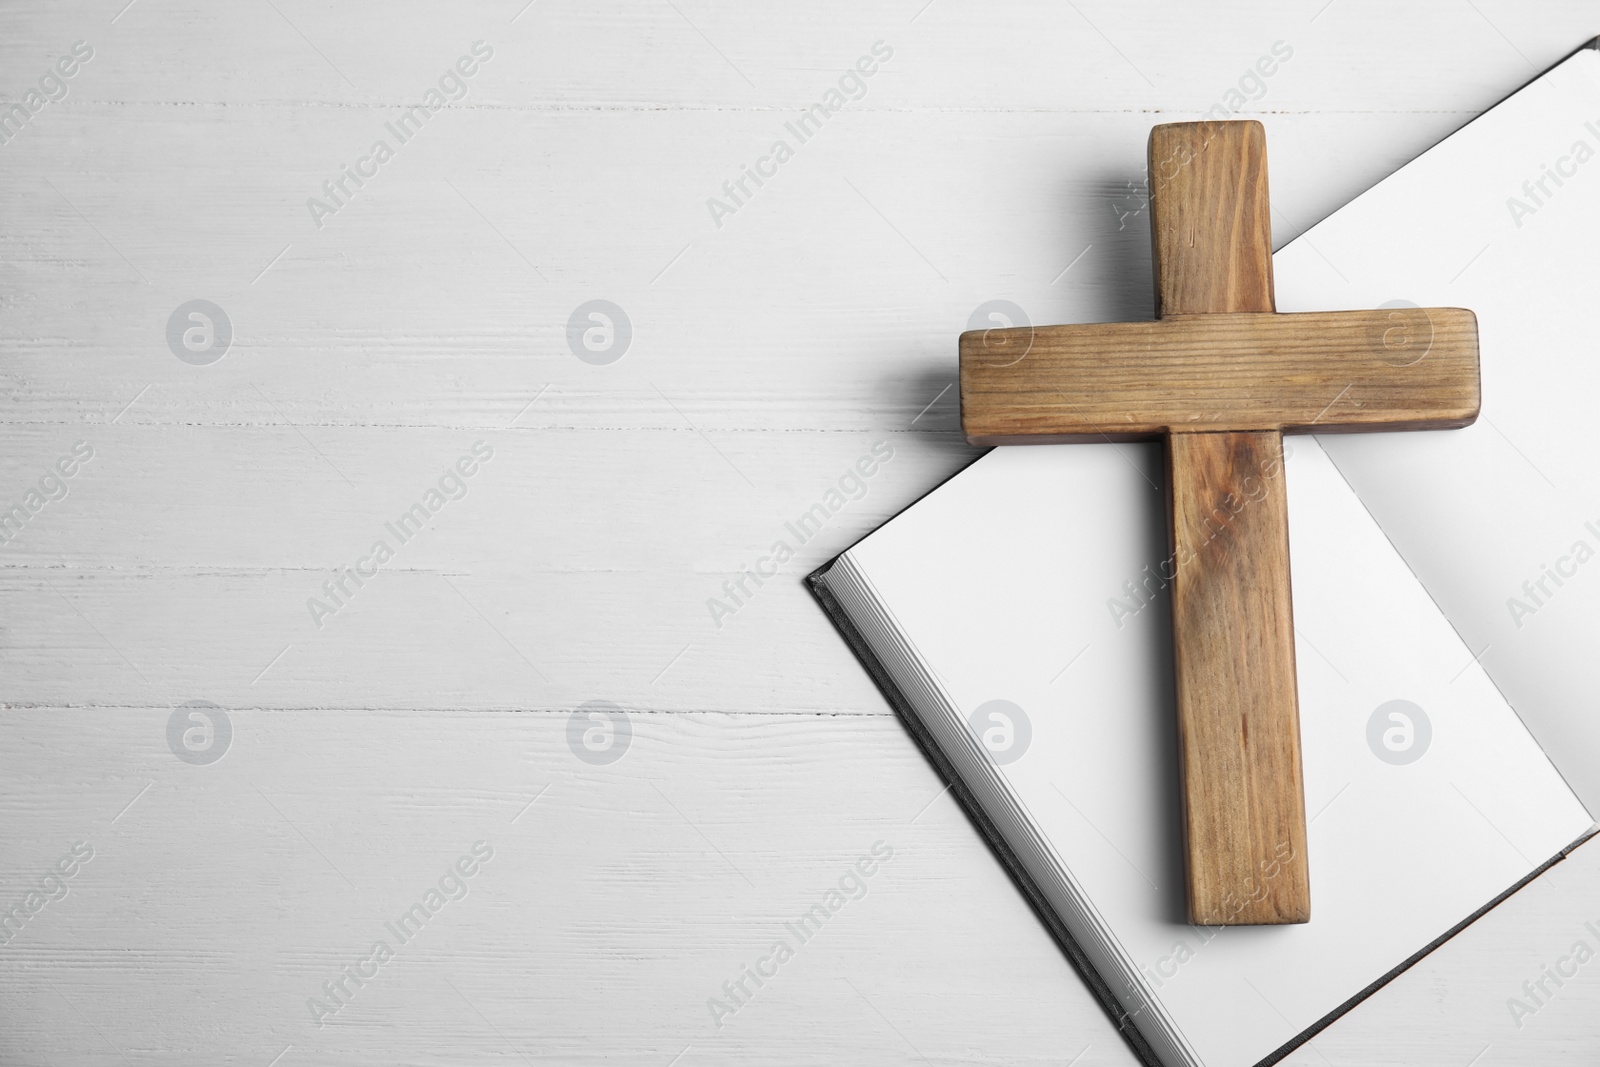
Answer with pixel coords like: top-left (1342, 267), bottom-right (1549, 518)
top-left (810, 41), bottom-right (1600, 1067)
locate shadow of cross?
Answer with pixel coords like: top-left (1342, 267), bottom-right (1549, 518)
top-left (958, 121), bottom-right (1481, 926)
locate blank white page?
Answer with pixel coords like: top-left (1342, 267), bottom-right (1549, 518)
top-left (1275, 44), bottom-right (1600, 814)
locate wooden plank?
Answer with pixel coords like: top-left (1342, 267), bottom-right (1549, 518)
top-left (0, 704), bottom-right (1131, 1065)
top-left (0, 425), bottom-right (948, 714)
top-left (958, 307), bottom-right (1480, 442)
top-left (1152, 121), bottom-right (1309, 925)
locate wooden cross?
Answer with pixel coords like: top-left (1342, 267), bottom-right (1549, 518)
top-left (959, 121), bottom-right (1480, 925)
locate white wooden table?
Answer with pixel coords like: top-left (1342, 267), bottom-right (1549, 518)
top-left (3, 2), bottom-right (1598, 1063)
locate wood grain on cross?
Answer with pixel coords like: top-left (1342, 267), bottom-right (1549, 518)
top-left (959, 121), bottom-right (1480, 925)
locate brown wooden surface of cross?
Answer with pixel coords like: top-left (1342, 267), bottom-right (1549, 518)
top-left (959, 120), bottom-right (1481, 926)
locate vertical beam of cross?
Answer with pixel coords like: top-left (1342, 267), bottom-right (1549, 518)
top-left (1149, 122), bottom-right (1310, 925)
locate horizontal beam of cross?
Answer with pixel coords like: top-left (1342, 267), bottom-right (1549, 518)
top-left (959, 307), bottom-right (1479, 444)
